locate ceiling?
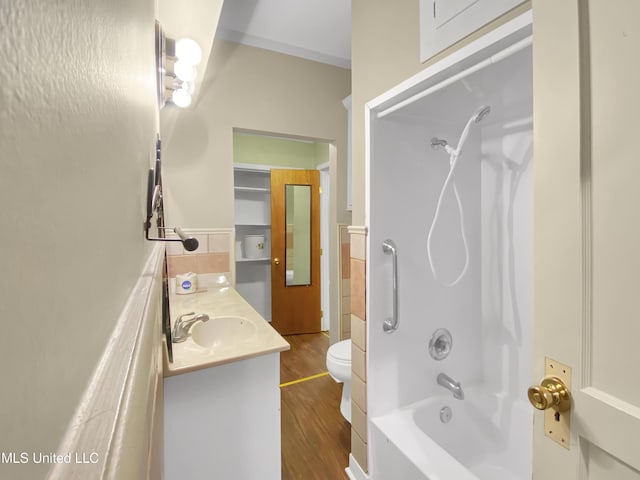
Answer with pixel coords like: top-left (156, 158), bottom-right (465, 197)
top-left (215, 0), bottom-right (352, 69)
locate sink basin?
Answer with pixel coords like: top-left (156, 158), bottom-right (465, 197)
top-left (190, 315), bottom-right (256, 348)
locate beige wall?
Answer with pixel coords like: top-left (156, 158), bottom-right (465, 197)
top-left (0, 0), bottom-right (159, 478)
top-left (161, 40), bottom-right (351, 228)
top-left (350, 0), bottom-right (531, 225)
top-left (161, 40), bottom-right (351, 341)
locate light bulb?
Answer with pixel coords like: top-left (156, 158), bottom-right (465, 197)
top-left (181, 81), bottom-right (195, 94)
top-left (175, 38), bottom-right (202, 66)
top-left (172, 89), bottom-right (192, 108)
top-left (174, 60), bottom-right (197, 82)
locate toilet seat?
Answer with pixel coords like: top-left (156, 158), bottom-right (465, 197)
top-left (327, 339), bottom-right (351, 363)
top-left (326, 339), bottom-right (352, 383)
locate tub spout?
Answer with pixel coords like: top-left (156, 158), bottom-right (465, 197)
top-left (437, 373), bottom-right (464, 400)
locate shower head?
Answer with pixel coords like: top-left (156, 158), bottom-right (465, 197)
top-left (474, 105), bottom-right (491, 123)
top-left (430, 137), bottom-right (448, 149)
top-left (430, 105), bottom-right (491, 158)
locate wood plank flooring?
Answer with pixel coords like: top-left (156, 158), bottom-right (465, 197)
top-left (281, 333), bottom-right (351, 480)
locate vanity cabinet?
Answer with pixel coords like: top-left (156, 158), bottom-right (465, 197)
top-left (163, 285), bottom-right (289, 479)
top-left (234, 165), bottom-right (272, 321)
top-left (164, 353), bottom-right (281, 480)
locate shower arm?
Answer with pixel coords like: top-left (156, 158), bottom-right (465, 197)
top-left (382, 239), bottom-right (398, 333)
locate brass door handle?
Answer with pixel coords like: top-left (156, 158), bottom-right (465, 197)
top-left (273, 258), bottom-right (280, 265)
top-left (528, 376), bottom-right (571, 412)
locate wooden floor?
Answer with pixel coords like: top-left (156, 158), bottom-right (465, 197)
top-left (280, 333), bottom-right (351, 480)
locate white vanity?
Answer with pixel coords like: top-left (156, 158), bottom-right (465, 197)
top-left (163, 285), bottom-right (289, 480)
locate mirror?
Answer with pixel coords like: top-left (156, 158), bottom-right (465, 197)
top-left (285, 184), bottom-right (312, 286)
top-left (155, 21), bottom-right (166, 109)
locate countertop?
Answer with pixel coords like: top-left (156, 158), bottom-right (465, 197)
top-left (163, 285), bottom-right (290, 377)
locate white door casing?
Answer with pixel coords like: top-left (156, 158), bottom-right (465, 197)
top-left (533, 1), bottom-right (640, 478)
top-left (319, 165), bottom-right (331, 331)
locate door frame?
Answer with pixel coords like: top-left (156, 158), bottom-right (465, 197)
top-left (318, 161), bottom-right (331, 332)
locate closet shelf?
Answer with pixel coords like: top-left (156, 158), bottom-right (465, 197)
top-left (234, 165), bottom-right (272, 320)
top-left (236, 257), bottom-right (271, 263)
top-left (234, 186), bottom-right (270, 193)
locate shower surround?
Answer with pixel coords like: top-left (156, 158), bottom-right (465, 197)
top-left (360, 12), bottom-right (533, 480)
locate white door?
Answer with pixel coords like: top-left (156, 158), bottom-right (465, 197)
top-left (532, 1), bottom-right (640, 478)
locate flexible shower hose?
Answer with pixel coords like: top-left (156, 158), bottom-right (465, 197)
top-left (427, 107), bottom-right (487, 287)
top-left (426, 149), bottom-right (469, 287)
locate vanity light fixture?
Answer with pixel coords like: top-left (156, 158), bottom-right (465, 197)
top-left (171, 88), bottom-right (192, 108)
top-left (162, 36), bottom-right (203, 109)
top-left (173, 60), bottom-right (197, 82)
top-left (175, 38), bottom-right (202, 65)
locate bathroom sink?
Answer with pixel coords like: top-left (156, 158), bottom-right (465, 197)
top-left (190, 316), bottom-right (256, 349)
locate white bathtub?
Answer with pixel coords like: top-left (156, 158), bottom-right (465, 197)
top-left (371, 393), bottom-right (531, 480)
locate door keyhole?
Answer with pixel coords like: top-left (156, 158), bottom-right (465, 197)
top-left (554, 411), bottom-right (560, 422)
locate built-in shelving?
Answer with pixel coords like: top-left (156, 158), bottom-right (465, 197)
top-left (234, 165), bottom-right (272, 321)
top-left (234, 186), bottom-right (270, 193)
top-left (236, 257), bottom-right (270, 263)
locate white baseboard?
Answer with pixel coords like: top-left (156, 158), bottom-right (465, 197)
top-left (348, 453), bottom-right (370, 480)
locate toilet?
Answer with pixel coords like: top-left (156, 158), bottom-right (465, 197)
top-left (326, 339), bottom-right (352, 423)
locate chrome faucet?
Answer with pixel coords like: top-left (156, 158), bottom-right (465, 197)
top-left (172, 312), bottom-right (210, 343)
top-left (437, 373), bottom-right (464, 400)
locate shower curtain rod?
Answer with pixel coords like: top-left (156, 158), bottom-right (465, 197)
top-left (376, 36), bottom-right (532, 119)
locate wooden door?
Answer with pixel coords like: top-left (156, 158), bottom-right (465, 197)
top-left (532, 1), bottom-right (640, 478)
top-left (270, 169), bottom-right (321, 335)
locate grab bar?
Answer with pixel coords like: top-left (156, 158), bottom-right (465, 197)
top-left (382, 239), bottom-right (398, 333)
